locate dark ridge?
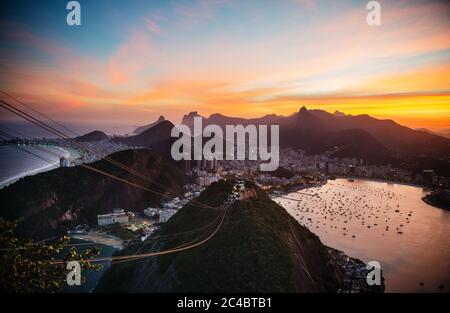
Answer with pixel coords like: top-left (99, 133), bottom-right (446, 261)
top-left (0, 149), bottom-right (185, 239)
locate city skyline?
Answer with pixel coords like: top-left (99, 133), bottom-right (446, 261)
top-left (0, 1), bottom-right (449, 296)
top-left (0, 0), bottom-right (449, 131)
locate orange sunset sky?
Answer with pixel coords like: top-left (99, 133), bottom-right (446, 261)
top-left (0, 0), bottom-right (449, 131)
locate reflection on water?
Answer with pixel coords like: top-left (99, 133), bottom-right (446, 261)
top-left (62, 239), bottom-right (117, 293)
top-left (275, 179), bottom-right (450, 292)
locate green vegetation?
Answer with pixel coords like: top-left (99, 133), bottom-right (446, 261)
top-left (99, 223), bottom-right (139, 240)
top-left (270, 166), bottom-right (294, 179)
top-left (0, 149), bottom-right (185, 239)
top-left (96, 180), bottom-right (341, 292)
top-left (0, 218), bottom-right (101, 293)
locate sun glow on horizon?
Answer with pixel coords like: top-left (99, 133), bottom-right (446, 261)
top-left (0, 0), bottom-right (449, 131)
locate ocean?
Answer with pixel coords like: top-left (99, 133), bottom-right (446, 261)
top-left (276, 178), bottom-right (450, 292)
top-left (0, 120), bottom-right (136, 139)
top-left (0, 145), bottom-right (70, 188)
top-left (0, 120), bottom-right (135, 188)
top-left (62, 239), bottom-right (117, 293)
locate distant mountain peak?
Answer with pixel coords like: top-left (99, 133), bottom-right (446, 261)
top-left (133, 116), bottom-right (167, 134)
top-left (299, 106), bottom-right (308, 113)
top-left (75, 130), bottom-right (108, 142)
top-left (209, 113), bottom-right (225, 118)
top-left (181, 111), bottom-right (204, 130)
top-left (333, 110), bottom-right (346, 117)
top-left (184, 111), bottom-right (202, 118)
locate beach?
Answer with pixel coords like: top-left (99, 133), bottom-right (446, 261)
top-left (0, 145), bottom-right (79, 189)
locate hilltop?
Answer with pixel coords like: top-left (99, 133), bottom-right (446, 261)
top-left (0, 149), bottom-right (185, 239)
top-left (112, 121), bottom-right (175, 160)
top-left (96, 180), bottom-right (382, 292)
top-left (133, 116), bottom-right (166, 135)
top-left (75, 130), bottom-right (108, 142)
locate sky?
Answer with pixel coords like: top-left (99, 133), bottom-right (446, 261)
top-left (0, 0), bottom-right (449, 131)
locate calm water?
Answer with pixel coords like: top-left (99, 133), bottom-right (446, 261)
top-left (62, 239), bottom-right (117, 293)
top-left (0, 120), bottom-right (136, 138)
top-left (0, 120), bottom-right (135, 187)
top-left (0, 146), bottom-right (67, 187)
top-left (275, 179), bottom-right (450, 293)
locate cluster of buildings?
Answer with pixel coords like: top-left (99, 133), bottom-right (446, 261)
top-left (178, 146), bottom-right (448, 191)
top-left (86, 143), bottom-right (448, 242)
top-left (182, 159), bottom-right (219, 173)
top-left (141, 183), bottom-right (213, 223)
top-left (97, 208), bottom-right (133, 226)
top-left (194, 171), bottom-right (220, 187)
top-left (59, 157), bottom-right (72, 167)
top-left (73, 139), bottom-right (129, 165)
top-left (255, 172), bottom-right (322, 192)
top-left (275, 148), bottom-right (450, 188)
top-left (20, 138), bottom-right (130, 168)
top-left (95, 206), bottom-right (180, 242)
top-left (94, 182), bottom-right (211, 239)
top-left (223, 180), bottom-right (247, 205)
top-left (144, 207), bottom-right (177, 223)
top-left (182, 160), bottom-right (222, 187)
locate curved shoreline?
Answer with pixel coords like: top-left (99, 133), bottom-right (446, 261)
top-left (334, 175), bottom-right (430, 190)
top-left (0, 146), bottom-right (73, 189)
top-left (422, 194), bottom-right (450, 211)
top-left (0, 163), bottom-right (58, 188)
top-left (334, 177), bottom-right (449, 211)
top-left (277, 178), bottom-right (450, 292)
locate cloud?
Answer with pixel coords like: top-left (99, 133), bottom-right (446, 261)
top-left (173, 0), bottom-right (229, 24)
top-left (108, 30), bottom-right (156, 84)
top-left (0, 1), bottom-right (449, 130)
top-left (143, 17), bottom-right (162, 34)
top-left (292, 0), bottom-right (317, 9)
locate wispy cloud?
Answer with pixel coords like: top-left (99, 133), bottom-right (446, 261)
top-left (143, 17), bottom-right (163, 34)
top-left (0, 0), bottom-right (449, 129)
top-left (108, 30), bottom-right (157, 85)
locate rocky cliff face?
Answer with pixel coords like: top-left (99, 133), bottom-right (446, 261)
top-left (96, 180), bottom-right (353, 292)
top-left (0, 149), bottom-right (185, 239)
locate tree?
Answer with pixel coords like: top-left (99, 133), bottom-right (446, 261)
top-left (0, 218), bottom-right (101, 293)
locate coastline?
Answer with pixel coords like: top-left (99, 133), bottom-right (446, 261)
top-left (62, 237), bottom-right (119, 293)
top-left (275, 177), bottom-right (450, 292)
top-left (334, 176), bottom-right (449, 212)
top-left (69, 231), bottom-right (125, 249)
top-left (272, 179), bottom-right (386, 293)
top-left (335, 175), bottom-right (430, 190)
top-left (422, 194), bottom-right (450, 211)
top-left (0, 163), bottom-right (58, 189)
top-left (0, 146), bottom-right (74, 189)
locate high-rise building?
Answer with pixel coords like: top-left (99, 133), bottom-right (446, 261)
top-left (59, 157), bottom-right (71, 167)
top-left (159, 209), bottom-right (177, 223)
top-left (423, 169), bottom-right (434, 186)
